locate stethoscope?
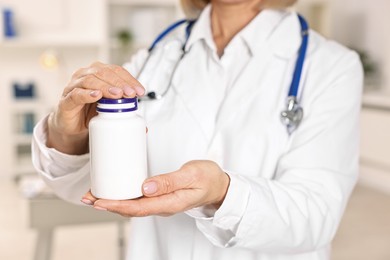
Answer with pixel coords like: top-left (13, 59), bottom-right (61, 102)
top-left (137, 14), bottom-right (309, 131)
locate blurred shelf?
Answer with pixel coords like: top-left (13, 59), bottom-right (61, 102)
top-left (14, 134), bottom-right (33, 145)
top-left (362, 90), bottom-right (390, 111)
top-left (0, 37), bottom-right (104, 48)
top-left (109, 0), bottom-right (178, 7)
top-left (14, 164), bottom-right (36, 176)
top-left (107, 0), bottom-right (180, 64)
top-left (109, 38), bottom-right (148, 50)
top-left (11, 100), bottom-right (42, 111)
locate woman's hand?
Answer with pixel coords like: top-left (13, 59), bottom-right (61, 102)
top-left (81, 160), bottom-right (230, 217)
top-left (47, 61), bottom-right (145, 155)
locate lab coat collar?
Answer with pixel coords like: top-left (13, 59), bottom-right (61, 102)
top-left (266, 11), bottom-right (303, 59)
top-left (185, 4), bottom-right (217, 53)
top-left (238, 9), bottom-right (289, 57)
top-left (185, 5), bottom-right (302, 60)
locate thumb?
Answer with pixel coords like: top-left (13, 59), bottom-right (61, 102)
top-left (142, 171), bottom-right (184, 197)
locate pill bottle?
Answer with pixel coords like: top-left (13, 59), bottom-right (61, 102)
top-left (89, 97), bottom-right (147, 200)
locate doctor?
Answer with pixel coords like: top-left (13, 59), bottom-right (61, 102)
top-left (32, 0), bottom-right (363, 259)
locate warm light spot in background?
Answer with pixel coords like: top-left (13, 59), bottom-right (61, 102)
top-left (39, 49), bottom-right (59, 69)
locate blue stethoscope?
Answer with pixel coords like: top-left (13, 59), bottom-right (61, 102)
top-left (137, 14), bottom-right (309, 131)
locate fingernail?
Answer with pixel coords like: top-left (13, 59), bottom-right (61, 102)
top-left (90, 90), bottom-right (101, 98)
top-left (94, 205), bottom-right (107, 211)
top-left (143, 181), bottom-right (157, 195)
top-left (123, 86), bottom-right (135, 96)
top-left (81, 198), bottom-right (93, 205)
top-left (134, 86), bottom-right (145, 96)
top-left (109, 87), bottom-right (122, 95)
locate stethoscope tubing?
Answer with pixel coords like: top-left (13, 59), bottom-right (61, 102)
top-left (148, 19), bottom-right (187, 52)
top-left (137, 13), bottom-right (309, 131)
top-left (149, 19), bottom-right (196, 52)
top-left (288, 15), bottom-right (309, 97)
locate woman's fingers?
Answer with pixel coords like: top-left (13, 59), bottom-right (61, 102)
top-left (107, 64), bottom-right (145, 96)
top-left (63, 74), bottom-right (124, 99)
top-left (89, 65), bottom-right (138, 97)
top-left (81, 190), bottom-right (98, 205)
top-left (47, 61), bottom-right (145, 155)
top-left (59, 87), bottom-right (102, 112)
top-left (142, 170), bottom-right (192, 197)
top-left (93, 192), bottom-right (196, 217)
top-left (81, 187), bottom-right (192, 216)
top-left (64, 62), bottom-right (145, 99)
top-left (83, 161), bottom-right (231, 217)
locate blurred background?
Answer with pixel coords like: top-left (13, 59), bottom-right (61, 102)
top-left (0, 0), bottom-right (389, 259)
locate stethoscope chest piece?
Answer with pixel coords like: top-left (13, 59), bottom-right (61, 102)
top-left (280, 96), bottom-right (303, 131)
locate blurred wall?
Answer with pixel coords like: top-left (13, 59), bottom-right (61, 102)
top-left (298, 0), bottom-right (389, 91)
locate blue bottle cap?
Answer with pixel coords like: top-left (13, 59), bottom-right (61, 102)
top-left (97, 98), bottom-right (138, 113)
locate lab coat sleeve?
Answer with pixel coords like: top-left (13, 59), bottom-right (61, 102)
top-left (31, 116), bottom-right (91, 204)
top-left (187, 50), bottom-right (363, 253)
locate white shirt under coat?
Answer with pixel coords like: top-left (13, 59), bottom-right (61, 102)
top-left (32, 5), bottom-right (363, 260)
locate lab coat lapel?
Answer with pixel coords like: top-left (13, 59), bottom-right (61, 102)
top-left (214, 13), bottom-right (302, 133)
top-left (169, 13), bottom-right (303, 145)
top-left (214, 50), bottom-right (272, 130)
top-left (170, 52), bottom-right (218, 142)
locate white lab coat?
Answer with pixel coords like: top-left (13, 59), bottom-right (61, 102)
top-left (32, 6), bottom-right (363, 260)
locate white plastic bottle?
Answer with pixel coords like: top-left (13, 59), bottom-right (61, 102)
top-left (89, 97), bottom-right (147, 200)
